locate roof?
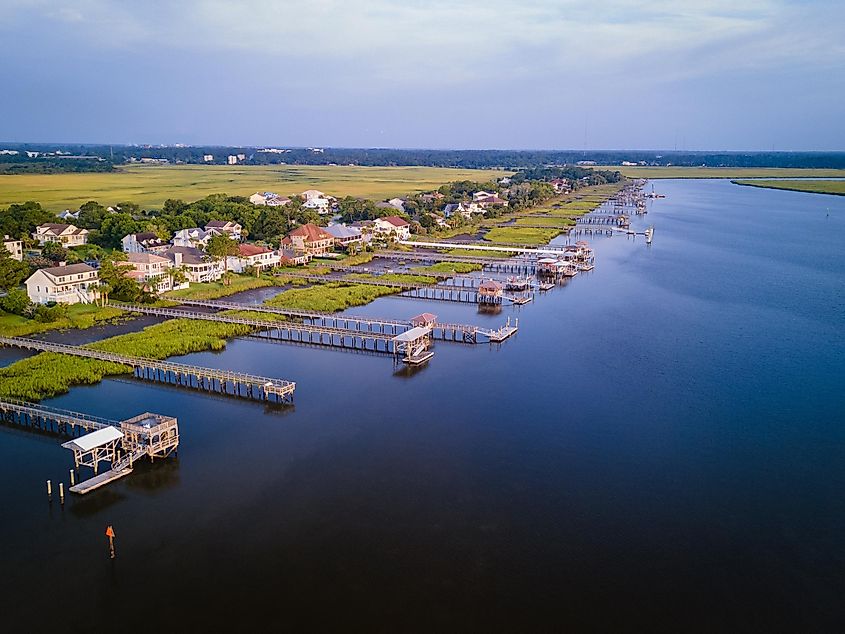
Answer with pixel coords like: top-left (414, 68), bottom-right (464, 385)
top-left (410, 312), bottom-right (437, 325)
top-left (324, 224), bottom-right (362, 239)
top-left (206, 220), bottom-right (239, 229)
top-left (61, 426), bottom-right (123, 452)
top-left (237, 243), bottom-right (272, 257)
top-left (39, 263), bottom-right (96, 277)
top-left (131, 232), bottom-right (166, 244)
top-left (287, 223), bottom-right (333, 242)
top-left (479, 280), bottom-right (503, 291)
top-left (393, 326), bottom-right (432, 342)
top-left (380, 216), bottom-right (409, 227)
top-left (38, 223), bottom-right (86, 235)
top-left (165, 246), bottom-right (207, 265)
top-left (126, 252), bottom-right (170, 264)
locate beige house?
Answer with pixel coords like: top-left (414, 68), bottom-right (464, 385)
top-left (125, 252), bottom-right (179, 294)
top-left (3, 235), bottom-right (23, 261)
top-left (374, 216), bottom-right (411, 241)
top-left (205, 220), bottom-right (243, 241)
top-left (164, 246), bottom-right (223, 283)
top-left (25, 263), bottom-right (99, 304)
top-left (33, 223), bottom-right (89, 247)
top-left (284, 223), bottom-right (334, 256)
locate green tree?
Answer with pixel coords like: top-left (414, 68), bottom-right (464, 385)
top-left (95, 213), bottom-right (140, 249)
top-left (0, 288), bottom-right (32, 315)
top-left (77, 200), bottom-right (108, 229)
top-left (0, 201), bottom-right (53, 240)
top-left (206, 234), bottom-right (240, 284)
top-left (41, 241), bottom-right (68, 262)
top-left (0, 249), bottom-right (31, 290)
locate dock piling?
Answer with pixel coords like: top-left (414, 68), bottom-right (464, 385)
top-left (70, 469), bottom-right (75, 486)
top-left (59, 482), bottom-right (64, 504)
top-left (46, 479), bottom-right (52, 499)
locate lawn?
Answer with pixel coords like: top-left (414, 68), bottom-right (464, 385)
top-left (163, 275), bottom-right (279, 300)
top-left (0, 304), bottom-right (125, 337)
top-left (732, 180), bottom-right (845, 196)
top-left (483, 226), bottom-right (564, 245)
top-left (593, 166), bottom-right (845, 179)
top-left (0, 164), bottom-right (508, 210)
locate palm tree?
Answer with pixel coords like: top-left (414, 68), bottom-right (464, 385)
top-left (95, 282), bottom-right (111, 307)
top-left (168, 265), bottom-right (188, 291)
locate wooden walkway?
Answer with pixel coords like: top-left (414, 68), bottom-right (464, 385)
top-left (0, 336), bottom-right (296, 403)
top-left (172, 299), bottom-right (513, 344)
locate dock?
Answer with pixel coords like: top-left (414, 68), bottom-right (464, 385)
top-left (0, 398), bottom-right (179, 495)
top-left (0, 336), bottom-right (296, 404)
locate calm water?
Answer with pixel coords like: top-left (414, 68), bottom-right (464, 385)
top-left (2, 180), bottom-right (843, 632)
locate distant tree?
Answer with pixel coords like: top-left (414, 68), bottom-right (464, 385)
top-left (77, 201), bottom-right (108, 229)
top-left (0, 201), bottom-right (53, 240)
top-left (95, 213), bottom-right (140, 249)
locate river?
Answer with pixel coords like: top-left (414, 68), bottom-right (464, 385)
top-left (2, 179), bottom-right (843, 632)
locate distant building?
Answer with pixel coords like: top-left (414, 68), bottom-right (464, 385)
top-left (26, 263), bottom-right (99, 305)
top-left (57, 210), bottom-right (79, 221)
top-left (227, 155), bottom-right (238, 165)
top-left (203, 154), bottom-right (214, 162)
top-left (3, 235), bottom-right (23, 261)
top-left (549, 178), bottom-right (571, 194)
top-left (172, 227), bottom-right (212, 249)
top-left (373, 216), bottom-right (411, 241)
top-left (387, 197), bottom-right (406, 212)
top-left (249, 192), bottom-right (291, 207)
top-left (33, 223), bottom-right (88, 247)
top-left (122, 232), bottom-right (169, 254)
top-left (301, 189), bottom-right (326, 201)
top-left (205, 220), bottom-right (243, 241)
top-left (475, 195), bottom-right (508, 208)
top-left (303, 197), bottom-right (331, 214)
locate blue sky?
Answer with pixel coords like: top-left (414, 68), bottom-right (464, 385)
top-left (1, 0), bottom-right (842, 150)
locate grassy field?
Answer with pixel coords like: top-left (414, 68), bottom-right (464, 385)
top-left (594, 166), bottom-right (845, 179)
top-left (732, 180), bottom-right (845, 195)
top-left (0, 164), bottom-right (507, 210)
top-left (163, 275), bottom-right (280, 301)
top-left (484, 226), bottom-right (566, 244)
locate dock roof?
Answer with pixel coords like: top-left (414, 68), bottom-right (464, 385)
top-left (61, 426), bottom-right (123, 452)
top-left (393, 326), bottom-right (432, 342)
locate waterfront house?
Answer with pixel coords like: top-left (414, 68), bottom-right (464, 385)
top-left (475, 195), bottom-right (508, 209)
top-left (387, 198), bottom-right (406, 212)
top-left (550, 178), bottom-right (571, 193)
top-left (473, 191), bottom-right (494, 202)
top-left (373, 216), bottom-right (411, 240)
top-left (205, 220), bottom-right (243, 241)
top-left (284, 223), bottom-right (334, 256)
top-left (121, 232), bottom-right (169, 254)
top-left (303, 197), bottom-right (331, 214)
top-left (443, 202), bottom-right (483, 219)
top-left (163, 246), bottom-right (223, 283)
top-left (3, 235), bottom-right (23, 261)
top-left (125, 252), bottom-right (178, 293)
top-left (25, 263), bottom-right (99, 304)
top-left (33, 223), bottom-right (89, 247)
top-left (278, 246), bottom-right (310, 266)
top-left (172, 227), bottom-right (212, 249)
top-left (324, 224), bottom-right (363, 251)
top-left (226, 244), bottom-right (279, 273)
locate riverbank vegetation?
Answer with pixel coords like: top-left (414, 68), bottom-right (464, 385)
top-left (164, 275), bottom-right (280, 301)
top-left (412, 262), bottom-right (483, 274)
top-left (483, 227), bottom-right (565, 245)
top-left (265, 282), bottom-right (396, 312)
top-left (732, 180), bottom-right (845, 196)
top-left (0, 304), bottom-right (125, 338)
top-left (346, 273), bottom-right (436, 285)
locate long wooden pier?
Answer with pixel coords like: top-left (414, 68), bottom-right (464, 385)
top-left (172, 299), bottom-right (517, 343)
top-left (0, 336), bottom-right (296, 403)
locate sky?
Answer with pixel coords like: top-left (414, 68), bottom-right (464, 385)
top-left (1, 0), bottom-right (843, 151)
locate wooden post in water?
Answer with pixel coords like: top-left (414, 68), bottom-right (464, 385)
top-left (59, 482), bottom-right (64, 504)
top-left (46, 479), bottom-right (52, 500)
top-left (69, 469), bottom-right (75, 486)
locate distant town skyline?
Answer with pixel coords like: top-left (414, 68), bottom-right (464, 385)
top-left (2, 0), bottom-right (842, 151)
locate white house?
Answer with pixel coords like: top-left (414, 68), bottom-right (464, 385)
top-left (33, 223), bottom-right (89, 247)
top-left (387, 197), bottom-right (406, 212)
top-left (472, 191), bottom-right (494, 202)
top-left (124, 252), bottom-right (178, 294)
top-left (121, 232), bottom-right (169, 254)
top-left (164, 246), bottom-right (223, 283)
top-left (203, 154), bottom-right (214, 162)
top-left (3, 235), bottom-right (23, 261)
top-left (205, 220), bottom-right (243, 241)
top-left (26, 263), bottom-right (99, 305)
top-left (227, 155), bottom-right (239, 165)
top-left (443, 202), bottom-right (483, 219)
top-left (303, 197), bottom-right (331, 214)
top-left (226, 244), bottom-right (280, 273)
top-left (475, 195), bottom-right (508, 209)
top-left (301, 189), bottom-right (325, 201)
top-left (374, 216), bottom-right (411, 241)
top-left (57, 210), bottom-right (80, 221)
top-left (172, 228), bottom-right (212, 249)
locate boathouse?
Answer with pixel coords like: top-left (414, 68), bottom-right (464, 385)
top-left (477, 280), bottom-right (503, 304)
